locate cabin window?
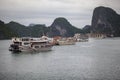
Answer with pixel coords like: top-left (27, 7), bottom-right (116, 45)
top-left (14, 42), bottom-right (22, 46)
top-left (22, 38), bottom-right (29, 41)
top-left (41, 46), bottom-right (44, 48)
top-left (35, 46), bottom-right (39, 48)
top-left (24, 43), bottom-right (29, 45)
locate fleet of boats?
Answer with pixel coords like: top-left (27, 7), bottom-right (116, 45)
top-left (9, 33), bottom-right (89, 52)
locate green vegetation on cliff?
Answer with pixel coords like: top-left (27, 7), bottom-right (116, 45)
top-left (0, 17), bottom-right (83, 39)
top-left (0, 21), bottom-right (17, 39)
top-left (6, 22), bottom-right (49, 37)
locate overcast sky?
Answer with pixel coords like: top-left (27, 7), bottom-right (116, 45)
top-left (0, 0), bottom-right (120, 28)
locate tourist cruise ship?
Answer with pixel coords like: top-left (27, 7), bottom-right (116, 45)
top-left (9, 37), bottom-right (53, 52)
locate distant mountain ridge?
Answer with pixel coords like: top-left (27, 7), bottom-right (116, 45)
top-left (1, 6), bottom-right (120, 39)
top-left (0, 17), bottom-right (83, 39)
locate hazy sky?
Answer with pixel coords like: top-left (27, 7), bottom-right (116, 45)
top-left (0, 0), bottom-right (120, 28)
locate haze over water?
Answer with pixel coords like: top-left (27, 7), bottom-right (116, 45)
top-left (0, 38), bottom-right (120, 80)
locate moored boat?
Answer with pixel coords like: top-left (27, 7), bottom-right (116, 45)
top-left (58, 38), bottom-right (75, 45)
top-left (9, 37), bottom-right (53, 52)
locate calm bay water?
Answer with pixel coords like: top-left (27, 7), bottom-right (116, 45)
top-left (0, 38), bottom-right (120, 80)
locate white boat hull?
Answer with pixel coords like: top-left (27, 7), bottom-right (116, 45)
top-left (19, 46), bottom-right (53, 52)
top-left (9, 37), bottom-right (53, 53)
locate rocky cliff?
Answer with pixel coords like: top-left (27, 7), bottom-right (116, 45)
top-left (82, 25), bottom-right (91, 33)
top-left (48, 17), bottom-right (82, 37)
top-left (91, 6), bottom-right (120, 37)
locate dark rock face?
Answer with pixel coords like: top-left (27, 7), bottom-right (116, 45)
top-left (91, 6), bottom-right (120, 37)
top-left (48, 17), bottom-right (82, 37)
top-left (82, 25), bottom-right (91, 33)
